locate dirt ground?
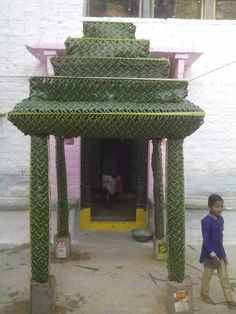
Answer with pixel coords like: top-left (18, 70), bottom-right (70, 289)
top-left (0, 231), bottom-right (236, 314)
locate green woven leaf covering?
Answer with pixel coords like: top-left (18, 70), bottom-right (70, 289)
top-left (65, 37), bottom-right (150, 58)
top-left (8, 20), bottom-right (204, 141)
top-left (56, 136), bottom-right (69, 237)
top-left (30, 136), bottom-right (49, 283)
top-left (9, 99), bottom-right (204, 113)
top-left (152, 139), bottom-right (165, 240)
top-left (7, 20), bottom-right (206, 288)
top-left (167, 139), bottom-right (185, 282)
top-left (83, 21), bottom-right (136, 39)
top-left (29, 77), bottom-right (187, 103)
top-left (8, 99), bottom-right (204, 139)
top-left (51, 57), bottom-right (170, 78)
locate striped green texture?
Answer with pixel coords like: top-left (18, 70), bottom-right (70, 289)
top-left (65, 37), bottom-right (150, 58)
top-left (83, 21), bottom-right (136, 39)
top-left (51, 57), bottom-right (170, 78)
top-left (56, 136), bottom-right (69, 237)
top-left (8, 100), bottom-right (204, 139)
top-left (30, 136), bottom-right (50, 283)
top-left (10, 99), bottom-right (203, 114)
top-left (152, 139), bottom-right (165, 240)
top-left (28, 77), bottom-right (188, 103)
top-left (167, 139), bottom-right (185, 282)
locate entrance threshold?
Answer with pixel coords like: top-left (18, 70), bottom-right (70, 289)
top-left (80, 208), bottom-right (148, 231)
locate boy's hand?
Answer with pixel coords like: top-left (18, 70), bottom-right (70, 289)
top-left (212, 256), bottom-right (221, 268)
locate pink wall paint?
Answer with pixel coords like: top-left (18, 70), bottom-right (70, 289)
top-left (26, 44), bottom-right (201, 204)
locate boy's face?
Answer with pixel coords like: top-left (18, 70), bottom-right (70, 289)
top-left (210, 200), bottom-right (223, 216)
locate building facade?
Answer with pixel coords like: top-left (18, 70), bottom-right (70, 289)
top-left (1, 0), bottom-right (236, 216)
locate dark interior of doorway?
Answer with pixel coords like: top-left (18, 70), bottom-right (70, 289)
top-left (90, 138), bottom-right (137, 221)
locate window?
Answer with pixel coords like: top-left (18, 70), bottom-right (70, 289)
top-left (175, 0), bottom-right (202, 19)
top-left (154, 0), bottom-right (176, 18)
top-left (87, 0), bottom-right (236, 19)
top-left (87, 0), bottom-right (140, 17)
top-left (87, 0), bottom-right (202, 18)
top-left (154, 0), bottom-right (202, 19)
top-left (216, 0), bottom-right (236, 19)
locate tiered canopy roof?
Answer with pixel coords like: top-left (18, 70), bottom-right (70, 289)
top-left (8, 21), bottom-right (204, 139)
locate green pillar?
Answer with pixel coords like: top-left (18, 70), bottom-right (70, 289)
top-left (151, 139), bottom-right (165, 240)
top-left (56, 136), bottom-right (69, 237)
top-left (167, 138), bottom-right (185, 283)
top-left (30, 136), bottom-right (50, 283)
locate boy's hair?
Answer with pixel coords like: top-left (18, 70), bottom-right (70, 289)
top-left (208, 194), bottom-right (224, 207)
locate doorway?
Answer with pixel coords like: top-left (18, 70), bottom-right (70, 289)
top-left (90, 138), bottom-right (137, 221)
top-left (80, 137), bottom-right (148, 230)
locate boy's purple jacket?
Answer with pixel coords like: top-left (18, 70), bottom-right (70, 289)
top-left (199, 212), bottom-right (226, 263)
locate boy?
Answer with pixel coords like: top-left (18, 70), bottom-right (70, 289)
top-left (200, 194), bottom-right (236, 309)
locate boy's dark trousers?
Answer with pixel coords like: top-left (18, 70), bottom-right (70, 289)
top-left (201, 259), bottom-right (233, 301)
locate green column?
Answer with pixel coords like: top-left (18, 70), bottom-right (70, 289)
top-left (167, 138), bottom-right (185, 283)
top-left (151, 139), bottom-right (165, 240)
top-left (30, 136), bottom-right (50, 283)
top-left (56, 136), bottom-right (69, 237)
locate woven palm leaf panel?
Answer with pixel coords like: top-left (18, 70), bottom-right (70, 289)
top-left (83, 21), bottom-right (136, 39)
top-left (80, 137), bottom-right (92, 208)
top-left (30, 136), bottom-right (49, 282)
top-left (136, 139), bottom-right (148, 208)
top-left (28, 77), bottom-right (187, 102)
top-left (51, 57), bottom-right (170, 78)
top-left (30, 77), bottom-right (188, 103)
top-left (65, 37), bottom-right (150, 58)
top-left (56, 21), bottom-right (169, 79)
top-left (152, 139), bottom-right (165, 240)
top-left (8, 98), bottom-right (204, 139)
top-left (56, 136), bottom-right (69, 237)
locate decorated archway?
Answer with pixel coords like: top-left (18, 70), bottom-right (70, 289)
top-left (8, 21), bottom-right (204, 313)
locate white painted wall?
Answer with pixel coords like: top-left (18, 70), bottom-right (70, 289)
top-left (118, 17), bottom-right (236, 209)
top-left (0, 0), bottom-right (85, 209)
top-left (1, 1), bottom-right (236, 210)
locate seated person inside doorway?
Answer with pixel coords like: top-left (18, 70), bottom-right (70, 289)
top-left (101, 156), bottom-right (123, 206)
